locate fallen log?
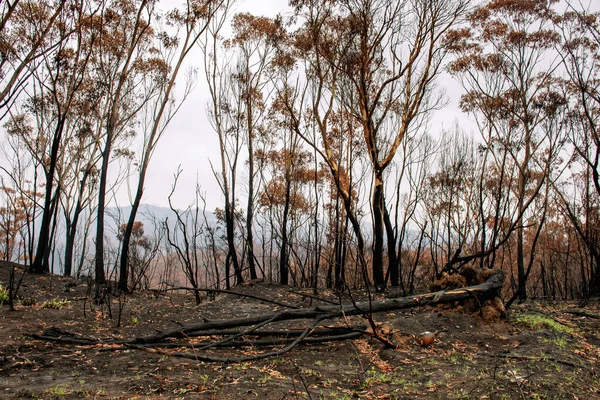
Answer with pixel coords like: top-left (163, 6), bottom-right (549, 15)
top-left (133, 269), bottom-right (503, 343)
top-left (136, 268), bottom-right (504, 343)
top-left (30, 269), bottom-right (505, 363)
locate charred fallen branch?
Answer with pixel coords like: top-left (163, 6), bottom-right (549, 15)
top-left (30, 269), bottom-right (505, 363)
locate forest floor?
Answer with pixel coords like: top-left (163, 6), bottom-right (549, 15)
top-left (1, 261), bottom-right (599, 400)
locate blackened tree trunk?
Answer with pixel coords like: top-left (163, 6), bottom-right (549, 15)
top-left (226, 200), bottom-right (243, 285)
top-left (30, 118), bottom-right (65, 274)
top-left (63, 165), bottom-right (94, 277)
top-left (372, 169), bottom-right (386, 291)
top-left (118, 2), bottom-right (216, 291)
top-left (279, 177), bottom-right (292, 286)
top-left (384, 207), bottom-right (398, 287)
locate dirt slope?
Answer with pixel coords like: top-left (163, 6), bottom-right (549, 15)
top-left (1, 262), bottom-right (599, 399)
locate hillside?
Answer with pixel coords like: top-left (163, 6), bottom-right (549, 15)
top-left (1, 262), bottom-right (599, 399)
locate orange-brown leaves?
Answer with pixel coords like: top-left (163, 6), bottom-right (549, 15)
top-left (484, 0), bottom-right (558, 21)
top-left (482, 20), bottom-right (508, 41)
top-left (230, 13), bottom-right (286, 47)
top-left (259, 179), bottom-right (309, 213)
top-left (0, 187), bottom-right (37, 261)
top-left (444, 28), bottom-right (475, 52)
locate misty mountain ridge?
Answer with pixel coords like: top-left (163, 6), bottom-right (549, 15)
top-left (105, 204), bottom-right (218, 234)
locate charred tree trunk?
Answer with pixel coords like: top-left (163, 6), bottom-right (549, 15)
top-left (64, 166), bottom-right (93, 277)
top-left (64, 201), bottom-right (82, 277)
top-left (372, 169), bottom-right (386, 291)
top-left (93, 130), bottom-right (112, 285)
top-left (384, 207), bottom-right (398, 287)
top-left (279, 177), bottom-right (292, 286)
top-left (31, 118), bottom-right (66, 274)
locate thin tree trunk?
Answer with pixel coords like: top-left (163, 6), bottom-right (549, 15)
top-left (246, 97), bottom-right (257, 281)
top-left (63, 167), bottom-right (91, 277)
top-left (384, 207), bottom-right (398, 287)
top-left (279, 178), bottom-right (292, 286)
top-left (31, 118), bottom-right (66, 274)
top-left (94, 133), bottom-right (111, 285)
top-left (372, 169), bottom-right (385, 291)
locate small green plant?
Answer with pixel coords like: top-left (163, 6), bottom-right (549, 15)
top-left (46, 384), bottom-right (69, 397)
top-left (199, 374), bottom-right (210, 387)
top-left (391, 376), bottom-right (408, 386)
top-left (513, 313), bottom-right (574, 334)
top-left (362, 366), bottom-right (392, 388)
top-left (324, 377), bottom-right (338, 386)
top-left (540, 336), bottom-right (568, 349)
top-left (0, 285), bottom-right (8, 305)
top-left (131, 316), bottom-right (139, 326)
top-left (233, 362), bottom-right (250, 371)
top-left (445, 354), bottom-right (460, 364)
top-left (452, 388), bottom-right (471, 399)
top-left (42, 298), bottom-right (72, 309)
top-left (552, 362), bottom-right (562, 372)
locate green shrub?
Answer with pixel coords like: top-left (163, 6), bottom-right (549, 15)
top-left (42, 298), bottom-right (72, 309)
top-left (513, 313), bottom-right (575, 334)
top-left (0, 285), bottom-right (8, 305)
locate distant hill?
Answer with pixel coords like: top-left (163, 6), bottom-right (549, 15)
top-left (106, 204), bottom-right (218, 234)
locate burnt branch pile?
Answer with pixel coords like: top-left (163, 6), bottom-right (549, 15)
top-left (30, 270), bottom-right (505, 363)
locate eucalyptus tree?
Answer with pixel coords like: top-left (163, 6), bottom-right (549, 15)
top-left (5, 0), bottom-right (103, 274)
top-left (448, 0), bottom-right (565, 302)
top-left (291, 0), bottom-right (468, 291)
top-left (388, 132), bottom-right (436, 290)
top-left (225, 13), bottom-right (285, 281)
top-left (118, 0), bottom-right (222, 292)
top-left (556, 3), bottom-right (600, 299)
top-left (0, 0), bottom-right (67, 116)
top-left (92, 0), bottom-right (158, 285)
top-left (201, 0), bottom-right (245, 288)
